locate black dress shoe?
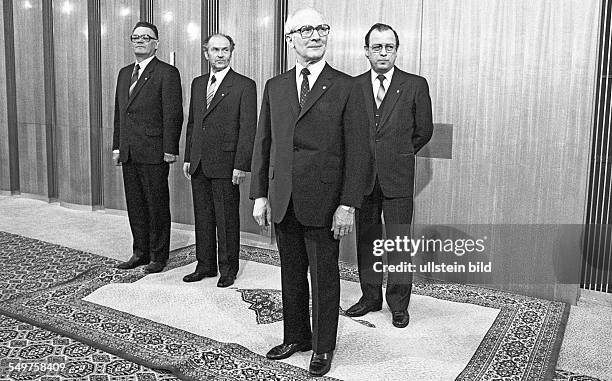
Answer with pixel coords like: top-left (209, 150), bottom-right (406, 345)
top-left (266, 342), bottom-right (312, 360)
top-left (309, 351), bottom-right (333, 377)
top-left (182, 271), bottom-right (217, 283)
top-left (216, 275), bottom-right (235, 288)
top-left (345, 300), bottom-right (382, 317)
top-left (392, 311), bottom-right (410, 328)
top-left (144, 261), bottom-right (166, 273)
top-left (115, 256), bottom-right (148, 270)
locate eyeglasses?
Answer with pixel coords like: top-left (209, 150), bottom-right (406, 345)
top-left (130, 34), bottom-right (157, 42)
top-left (369, 44), bottom-right (396, 53)
top-left (289, 24), bottom-right (330, 39)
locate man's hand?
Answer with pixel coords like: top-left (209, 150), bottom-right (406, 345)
top-left (331, 205), bottom-right (355, 240)
top-left (232, 169), bottom-right (247, 185)
top-left (183, 162), bottom-right (191, 180)
top-left (112, 151), bottom-right (121, 166)
top-left (253, 197), bottom-right (272, 229)
top-left (164, 153), bottom-right (178, 163)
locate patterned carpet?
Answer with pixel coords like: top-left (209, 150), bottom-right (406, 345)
top-left (0, 230), bottom-right (598, 380)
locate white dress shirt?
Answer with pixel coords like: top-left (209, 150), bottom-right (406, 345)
top-left (295, 59), bottom-right (326, 101)
top-left (371, 66), bottom-right (395, 101)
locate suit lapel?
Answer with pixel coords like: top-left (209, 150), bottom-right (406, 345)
top-left (360, 73), bottom-right (376, 130)
top-left (281, 68), bottom-right (300, 120)
top-left (127, 56), bottom-right (158, 107)
top-left (378, 68), bottom-right (405, 129)
top-left (203, 69), bottom-right (234, 118)
top-left (298, 63), bottom-right (333, 121)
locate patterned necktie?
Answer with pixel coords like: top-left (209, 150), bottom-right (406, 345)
top-left (299, 68), bottom-right (311, 108)
top-left (206, 75), bottom-right (217, 109)
top-left (376, 74), bottom-right (386, 108)
top-left (129, 64), bottom-right (140, 95)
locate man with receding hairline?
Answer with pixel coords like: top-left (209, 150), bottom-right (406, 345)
top-left (250, 7), bottom-right (369, 377)
top-left (113, 21), bottom-right (183, 274)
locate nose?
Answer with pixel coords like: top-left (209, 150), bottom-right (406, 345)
top-left (380, 50), bottom-right (388, 57)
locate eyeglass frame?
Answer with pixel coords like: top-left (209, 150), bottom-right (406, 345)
top-left (288, 24), bottom-right (331, 39)
top-left (130, 34), bottom-right (158, 43)
top-left (367, 43), bottom-right (397, 53)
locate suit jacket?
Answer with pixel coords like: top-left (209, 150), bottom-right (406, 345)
top-left (356, 68), bottom-right (433, 198)
top-left (250, 63), bottom-right (370, 227)
top-left (112, 57), bottom-right (184, 164)
top-left (184, 69), bottom-right (257, 178)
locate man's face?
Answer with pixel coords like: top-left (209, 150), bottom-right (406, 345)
top-left (365, 29), bottom-right (398, 74)
top-left (204, 35), bottom-right (232, 72)
top-left (286, 10), bottom-right (328, 64)
top-left (131, 26), bottom-right (158, 59)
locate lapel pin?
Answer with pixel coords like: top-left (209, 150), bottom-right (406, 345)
top-left (322, 86), bottom-right (327, 90)
top-left (396, 89), bottom-right (399, 93)
top-left (222, 93), bottom-right (225, 96)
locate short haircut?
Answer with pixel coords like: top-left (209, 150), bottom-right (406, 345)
top-left (284, 7), bottom-right (325, 35)
top-left (132, 21), bottom-right (158, 39)
top-left (364, 23), bottom-right (399, 47)
top-left (203, 33), bottom-right (236, 52)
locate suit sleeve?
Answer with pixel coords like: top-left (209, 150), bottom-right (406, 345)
top-left (340, 81), bottom-right (370, 208)
top-left (249, 80), bottom-right (272, 200)
top-left (412, 77), bottom-right (434, 153)
top-left (162, 66), bottom-right (184, 155)
top-left (112, 71), bottom-right (122, 151)
top-left (234, 79), bottom-right (257, 172)
top-left (184, 78), bottom-right (196, 163)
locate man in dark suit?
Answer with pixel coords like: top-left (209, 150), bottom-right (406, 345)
top-left (250, 8), bottom-right (369, 377)
top-left (345, 23), bottom-right (433, 328)
top-left (182, 34), bottom-right (257, 288)
top-left (112, 21), bottom-right (183, 274)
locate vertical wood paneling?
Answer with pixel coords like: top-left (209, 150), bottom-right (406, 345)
top-left (274, 0), bottom-right (288, 75)
top-left (42, 0), bottom-right (57, 200)
top-left (53, 0), bottom-right (91, 205)
top-left (88, 0), bottom-right (103, 208)
top-left (218, 0), bottom-right (276, 235)
top-left (0, 2), bottom-right (9, 191)
top-left (287, 0), bottom-right (422, 76)
top-left (14, 0), bottom-right (47, 196)
top-left (101, 0), bottom-right (140, 211)
top-left (3, 0), bottom-right (19, 193)
top-left (415, 0), bottom-right (599, 302)
top-left (152, 0), bottom-right (202, 224)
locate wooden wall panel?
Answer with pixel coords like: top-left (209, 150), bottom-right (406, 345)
top-left (415, 0), bottom-right (600, 303)
top-left (152, 0), bottom-right (202, 224)
top-left (287, 0), bottom-right (421, 76)
top-left (101, 0), bottom-right (140, 210)
top-left (14, 0), bottom-right (47, 196)
top-left (53, 0), bottom-right (91, 205)
top-left (0, 3), bottom-right (9, 191)
top-left (218, 0), bottom-right (276, 235)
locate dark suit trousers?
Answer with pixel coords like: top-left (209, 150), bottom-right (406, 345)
top-left (356, 178), bottom-right (413, 312)
top-left (191, 166), bottom-right (240, 277)
top-left (122, 161), bottom-right (170, 263)
top-left (274, 200), bottom-right (340, 353)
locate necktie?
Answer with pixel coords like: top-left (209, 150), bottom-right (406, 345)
top-left (299, 68), bottom-right (311, 108)
top-left (376, 74), bottom-right (386, 108)
top-left (129, 64), bottom-right (140, 95)
top-left (206, 75), bottom-right (217, 109)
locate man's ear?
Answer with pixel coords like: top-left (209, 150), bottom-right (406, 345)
top-left (364, 46), bottom-right (369, 59)
top-left (285, 34), bottom-right (294, 48)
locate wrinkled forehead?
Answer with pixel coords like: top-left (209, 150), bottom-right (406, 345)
top-left (290, 9), bottom-right (326, 30)
top-left (133, 26), bottom-right (156, 37)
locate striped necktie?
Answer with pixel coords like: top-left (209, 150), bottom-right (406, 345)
top-left (376, 74), bottom-right (386, 108)
top-left (206, 75), bottom-right (217, 109)
top-left (299, 68), bottom-right (311, 108)
top-left (129, 64), bottom-right (140, 95)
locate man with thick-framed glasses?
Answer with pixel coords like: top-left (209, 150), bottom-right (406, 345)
top-left (250, 7), bottom-right (369, 378)
top-left (345, 23), bottom-right (433, 328)
top-left (112, 21), bottom-right (183, 274)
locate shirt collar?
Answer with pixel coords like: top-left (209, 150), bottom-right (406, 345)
top-left (370, 66), bottom-right (395, 85)
top-left (210, 65), bottom-right (231, 84)
top-left (135, 55), bottom-right (155, 72)
top-left (296, 59), bottom-right (326, 80)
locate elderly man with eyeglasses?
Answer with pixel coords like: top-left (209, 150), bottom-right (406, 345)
top-left (112, 21), bottom-right (183, 274)
top-left (250, 7), bottom-right (369, 377)
top-left (345, 23), bottom-right (433, 328)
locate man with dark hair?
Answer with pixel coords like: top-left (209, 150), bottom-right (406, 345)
top-left (250, 7), bottom-right (369, 377)
top-left (113, 21), bottom-right (183, 273)
top-left (345, 23), bottom-right (433, 327)
top-left (182, 34), bottom-right (257, 288)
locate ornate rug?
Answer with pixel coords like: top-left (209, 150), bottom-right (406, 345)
top-left (0, 231), bottom-right (574, 380)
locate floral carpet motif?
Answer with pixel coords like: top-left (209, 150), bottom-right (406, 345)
top-left (0, 230), bottom-right (585, 380)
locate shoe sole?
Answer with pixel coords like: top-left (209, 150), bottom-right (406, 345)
top-left (345, 306), bottom-right (382, 318)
